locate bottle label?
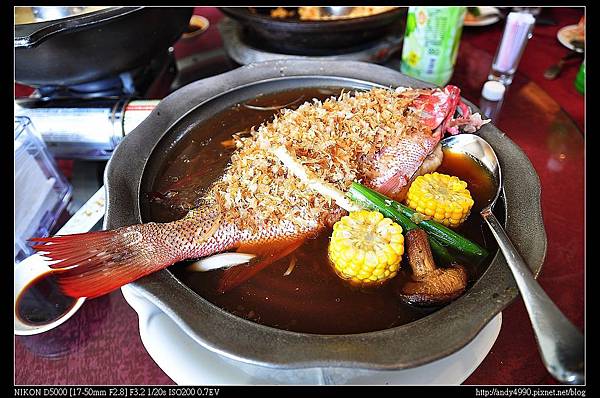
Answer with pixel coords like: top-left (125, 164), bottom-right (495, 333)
top-left (401, 7), bottom-right (466, 86)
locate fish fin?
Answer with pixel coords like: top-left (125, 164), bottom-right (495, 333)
top-left (30, 201), bottom-right (223, 299)
top-left (377, 171), bottom-right (410, 200)
top-left (30, 226), bottom-right (173, 298)
top-left (217, 237), bottom-right (307, 293)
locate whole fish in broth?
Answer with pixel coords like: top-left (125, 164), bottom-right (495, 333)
top-left (31, 85), bottom-right (488, 298)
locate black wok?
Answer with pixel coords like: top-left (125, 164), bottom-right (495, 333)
top-left (219, 7), bottom-right (406, 55)
top-left (15, 7), bottom-right (193, 87)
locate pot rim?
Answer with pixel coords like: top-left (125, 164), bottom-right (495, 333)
top-left (105, 59), bottom-right (546, 370)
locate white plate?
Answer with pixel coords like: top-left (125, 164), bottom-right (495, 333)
top-left (557, 24), bottom-right (584, 53)
top-left (122, 284), bottom-right (502, 385)
top-left (464, 7), bottom-right (501, 27)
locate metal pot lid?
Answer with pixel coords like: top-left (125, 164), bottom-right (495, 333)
top-left (105, 59), bottom-right (546, 370)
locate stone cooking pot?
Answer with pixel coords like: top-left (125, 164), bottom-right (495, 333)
top-left (105, 60), bottom-right (546, 380)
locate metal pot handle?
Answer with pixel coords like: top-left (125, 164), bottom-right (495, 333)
top-left (14, 7), bottom-right (143, 48)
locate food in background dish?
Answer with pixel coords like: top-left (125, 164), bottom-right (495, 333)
top-left (463, 6), bottom-right (501, 27)
top-left (269, 7), bottom-right (295, 19)
top-left (573, 16), bottom-right (585, 41)
top-left (464, 7), bottom-right (482, 23)
top-left (557, 17), bottom-right (585, 53)
top-left (269, 6), bottom-right (398, 21)
top-left (561, 24), bottom-right (584, 43)
top-left (299, 6), bottom-right (398, 20)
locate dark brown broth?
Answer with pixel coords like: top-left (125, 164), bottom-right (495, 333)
top-left (146, 87), bottom-right (499, 335)
top-left (16, 273), bottom-right (77, 326)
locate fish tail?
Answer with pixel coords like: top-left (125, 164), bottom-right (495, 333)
top-left (30, 200), bottom-right (224, 299)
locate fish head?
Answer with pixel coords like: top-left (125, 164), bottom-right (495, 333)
top-left (362, 85), bottom-right (471, 199)
top-left (411, 84), bottom-right (490, 136)
top-left (410, 84), bottom-right (464, 135)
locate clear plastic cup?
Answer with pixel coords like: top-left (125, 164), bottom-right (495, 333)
top-left (14, 116), bottom-right (72, 264)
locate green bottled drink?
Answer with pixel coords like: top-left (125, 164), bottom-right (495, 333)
top-left (400, 6), bottom-right (466, 86)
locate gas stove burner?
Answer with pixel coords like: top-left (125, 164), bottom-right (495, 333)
top-left (219, 18), bottom-right (404, 65)
top-left (36, 76), bottom-right (132, 99)
top-left (34, 50), bottom-right (177, 100)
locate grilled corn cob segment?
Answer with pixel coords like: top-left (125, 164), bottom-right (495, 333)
top-left (328, 210), bottom-right (404, 285)
top-left (405, 172), bottom-right (474, 228)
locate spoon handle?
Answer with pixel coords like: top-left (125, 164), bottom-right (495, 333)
top-left (481, 209), bottom-right (584, 384)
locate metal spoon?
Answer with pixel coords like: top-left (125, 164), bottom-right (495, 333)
top-left (441, 134), bottom-right (584, 384)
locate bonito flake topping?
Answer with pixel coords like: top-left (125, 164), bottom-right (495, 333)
top-left (209, 87), bottom-right (431, 232)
